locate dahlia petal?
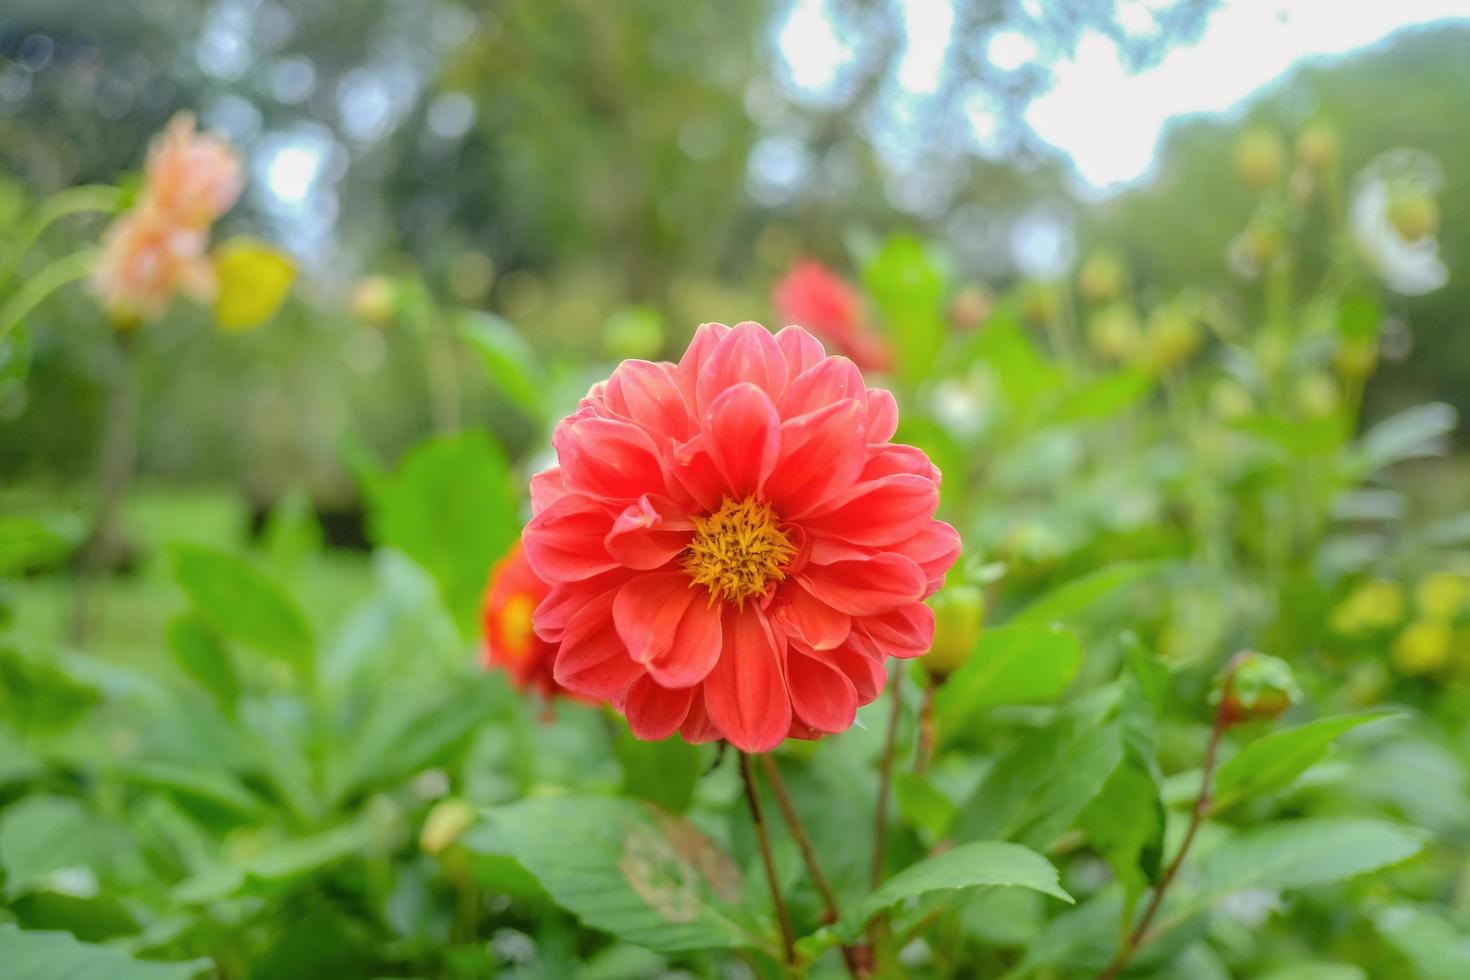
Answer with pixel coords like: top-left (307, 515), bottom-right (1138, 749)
top-left (856, 602), bottom-right (936, 659)
top-left (523, 495), bottom-right (619, 583)
top-left (804, 473), bottom-right (940, 546)
top-left (613, 572), bottom-right (699, 666)
top-left (647, 597), bottom-right (724, 688)
top-left (829, 647), bottom-right (888, 704)
top-left (703, 608), bottom-right (791, 752)
top-left (529, 466), bottom-right (568, 516)
top-left (704, 382), bottom-right (781, 498)
top-left (605, 495), bottom-right (694, 569)
top-left (798, 553), bottom-right (926, 615)
top-left (773, 581), bottom-right (850, 651)
top-left (786, 650), bottom-right (858, 733)
top-left (622, 675), bottom-right (695, 740)
top-left (554, 593), bottom-right (641, 698)
top-left (604, 359), bottom-right (694, 443)
top-left (897, 520), bottom-right (962, 596)
top-left (695, 322), bottom-right (790, 415)
top-left (679, 687), bottom-right (723, 744)
top-left (556, 416), bottom-right (665, 502)
top-left (763, 398), bottom-right (867, 517)
top-left (775, 323), bottom-right (826, 376)
top-left (664, 435), bottom-right (726, 513)
top-left (676, 322), bottom-right (732, 405)
top-left (532, 569), bottom-right (628, 641)
top-left (779, 356), bottom-right (864, 419)
top-left (865, 388), bottom-right (899, 442)
top-left (862, 443), bottom-right (941, 483)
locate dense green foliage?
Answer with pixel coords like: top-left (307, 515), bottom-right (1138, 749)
top-left (4, 4), bottom-right (1470, 979)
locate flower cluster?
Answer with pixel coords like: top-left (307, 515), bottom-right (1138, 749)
top-left (91, 113), bottom-right (244, 324)
top-left (520, 321), bottom-right (957, 751)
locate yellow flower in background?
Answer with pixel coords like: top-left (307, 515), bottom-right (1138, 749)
top-left (1331, 578), bottom-right (1406, 636)
top-left (212, 237), bottom-right (296, 332)
top-left (419, 798), bottom-right (477, 855)
top-left (1234, 128), bottom-right (1286, 190)
top-left (1393, 620), bottom-right (1453, 676)
top-left (1415, 572), bottom-right (1467, 620)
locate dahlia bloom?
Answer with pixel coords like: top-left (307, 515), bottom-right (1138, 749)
top-left (481, 541), bottom-right (573, 700)
top-left (91, 202), bottom-right (217, 323)
top-left (522, 322), bottom-right (959, 751)
top-left (91, 112), bottom-right (243, 323)
top-left (774, 261), bottom-right (892, 373)
top-left (143, 112), bottom-right (244, 229)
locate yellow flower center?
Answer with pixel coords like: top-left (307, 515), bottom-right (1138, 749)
top-left (500, 594), bottom-right (536, 660)
top-left (682, 496), bottom-right (797, 607)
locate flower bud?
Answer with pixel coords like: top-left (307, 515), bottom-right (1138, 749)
top-left (1386, 189), bottom-right (1439, 243)
top-left (1392, 620), bottom-right (1453, 676)
top-left (949, 286), bottom-right (992, 332)
top-left (1335, 338), bottom-right (1378, 379)
top-left (420, 797), bottom-right (478, 856)
top-left (1292, 372), bottom-right (1339, 419)
top-left (1415, 572), bottom-right (1467, 620)
top-left (1085, 304), bottom-right (1141, 363)
top-left (922, 585), bottom-right (985, 682)
top-left (1234, 128), bottom-right (1286, 190)
top-left (1020, 281), bottom-right (1060, 326)
top-left (1078, 250), bottom-right (1127, 305)
top-left (1143, 305), bottom-right (1203, 371)
top-left (1216, 651), bottom-right (1300, 726)
top-left (1296, 123), bottom-right (1339, 174)
top-left (350, 275), bottom-right (397, 327)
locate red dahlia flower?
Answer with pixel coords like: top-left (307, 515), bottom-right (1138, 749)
top-left (481, 540), bottom-right (575, 700)
top-left (522, 322), bottom-right (959, 751)
top-left (773, 260), bottom-right (892, 373)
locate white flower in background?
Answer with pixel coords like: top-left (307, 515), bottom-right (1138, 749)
top-left (1350, 149), bottom-right (1448, 296)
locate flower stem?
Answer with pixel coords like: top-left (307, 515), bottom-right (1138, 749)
top-left (871, 668), bottom-right (904, 891)
top-left (914, 683), bottom-right (936, 775)
top-left (759, 753), bottom-right (840, 923)
top-left (70, 329), bottom-right (141, 644)
top-left (0, 185), bottom-right (118, 295)
top-left (759, 755), bottom-right (872, 979)
top-left (1094, 659), bottom-right (1241, 980)
top-left (0, 248), bottom-right (98, 343)
top-left (739, 749), bottom-right (796, 967)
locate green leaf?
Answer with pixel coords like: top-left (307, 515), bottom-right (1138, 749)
top-left (864, 235), bottom-right (945, 384)
top-left (1011, 562), bottom-right (1157, 627)
top-left (0, 644), bottom-right (100, 735)
top-left (169, 544), bottom-right (313, 672)
top-left (110, 760), bottom-right (268, 822)
top-left (483, 795), bottom-right (760, 954)
top-left (262, 487), bottom-right (323, 573)
top-left (330, 676), bottom-right (498, 802)
top-left (371, 432), bottom-right (518, 635)
top-left (1079, 758), bottom-right (1165, 900)
top-left (165, 615), bottom-right (239, 718)
top-left (172, 820), bottom-right (377, 904)
top-left (933, 625), bottom-right (1081, 742)
top-left (1374, 903), bottom-right (1470, 980)
top-left (837, 841), bottom-right (1071, 941)
top-left (1359, 402), bottom-right (1457, 470)
top-left (1, 796), bottom-right (110, 899)
top-left (1232, 414), bottom-right (1349, 456)
top-left (0, 924), bottom-right (209, 980)
top-left (1050, 370), bottom-right (1153, 424)
top-left (953, 697), bottom-right (1125, 851)
top-left (0, 513), bottom-right (84, 576)
top-left (458, 311), bottom-right (546, 421)
top-left (1213, 711), bottom-right (1397, 809)
top-left (969, 308), bottom-right (1063, 417)
top-left (895, 771), bottom-right (958, 843)
top-left (613, 727), bottom-right (706, 813)
top-left (1167, 818), bottom-right (1425, 927)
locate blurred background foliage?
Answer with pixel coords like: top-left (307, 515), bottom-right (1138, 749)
top-left (5, 1), bottom-right (1470, 977)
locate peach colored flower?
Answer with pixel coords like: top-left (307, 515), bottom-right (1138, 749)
top-left (144, 112), bottom-right (244, 229)
top-left (522, 322), bottom-right (958, 751)
top-left (774, 261), bottom-right (892, 373)
top-left (481, 540), bottom-right (577, 700)
top-left (90, 202), bottom-right (216, 323)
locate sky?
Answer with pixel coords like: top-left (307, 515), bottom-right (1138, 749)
top-left (778, 0), bottom-right (1470, 192)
